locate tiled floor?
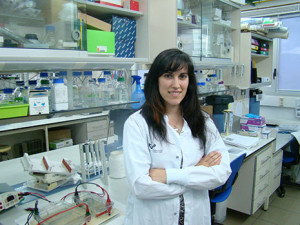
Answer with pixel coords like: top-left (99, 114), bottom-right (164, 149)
top-left (223, 185), bottom-right (300, 225)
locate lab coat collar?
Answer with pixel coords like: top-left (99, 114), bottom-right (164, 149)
top-left (164, 114), bottom-right (191, 140)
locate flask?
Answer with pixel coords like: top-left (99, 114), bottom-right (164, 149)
top-left (41, 25), bottom-right (56, 48)
top-left (52, 78), bottom-right (68, 111)
top-left (117, 76), bottom-right (128, 102)
top-left (72, 71), bottom-right (83, 108)
top-left (131, 75), bottom-right (145, 109)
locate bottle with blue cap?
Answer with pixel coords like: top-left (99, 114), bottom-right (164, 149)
top-left (131, 75), bottom-right (145, 109)
top-left (97, 77), bottom-right (106, 105)
top-left (52, 78), bottom-right (68, 111)
top-left (103, 70), bottom-right (114, 102)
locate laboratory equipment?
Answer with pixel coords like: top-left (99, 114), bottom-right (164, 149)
top-left (72, 71), bottom-right (83, 108)
top-left (20, 153), bottom-right (78, 192)
top-left (79, 140), bottom-right (108, 185)
top-left (0, 183), bottom-right (23, 212)
top-left (41, 25), bottom-right (56, 48)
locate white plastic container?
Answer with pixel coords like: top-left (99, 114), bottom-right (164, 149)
top-left (52, 78), bottom-right (68, 111)
top-left (109, 151), bottom-right (126, 179)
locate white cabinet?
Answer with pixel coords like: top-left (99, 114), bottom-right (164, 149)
top-left (227, 140), bottom-right (277, 215)
top-left (224, 32), bottom-right (273, 89)
top-left (148, 0), bottom-right (241, 67)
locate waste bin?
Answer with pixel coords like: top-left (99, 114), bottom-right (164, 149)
top-left (205, 95), bottom-right (234, 133)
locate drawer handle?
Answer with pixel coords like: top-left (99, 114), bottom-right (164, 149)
top-left (261, 156), bottom-right (271, 165)
top-left (259, 170), bottom-right (270, 179)
top-left (258, 184), bottom-right (268, 193)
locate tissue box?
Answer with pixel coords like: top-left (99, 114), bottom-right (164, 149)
top-left (240, 116), bottom-right (265, 126)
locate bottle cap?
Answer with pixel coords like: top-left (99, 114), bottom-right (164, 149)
top-left (28, 80), bottom-right (37, 85)
top-left (53, 78), bottom-right (64, 84)
top-left (3, 88), bottom-right (13, 94)
top-left (98, 78), bottom-right (105, 83)
top-left (41, 79), bottom-right (50, 85)
top-left (117, 77), bottom-right (125, 82)
top-left (16, 81), bottom-right (25, 86)
top-left (59, 71), bottom-right (67, 76)
top-left (40, 72), bottom-right (48, 77)
top-left (72, 71), bottom-right (82, 76)
top-left (46, 25), bottom-right (55, 31)
top-left (84, 71), bottom-right (92, 76)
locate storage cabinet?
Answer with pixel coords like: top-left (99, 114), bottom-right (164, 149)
top-left (0, 0), bottom-right (150, 72)
top-left (224, 32), bottom-right (273, 89)
top-left (176, 0), bottom-right (241, 66)
top-left (227, 140), bottom-right (276, 215)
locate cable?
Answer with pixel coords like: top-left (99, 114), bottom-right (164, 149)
top-left (74, 182), bottom-right (112, 215)
top-left (60, 190), bottom-right (105, 201)
top-left (19, 192), bottom-right (51, 202)
top-left (36, 203), bottom-right (90, 225)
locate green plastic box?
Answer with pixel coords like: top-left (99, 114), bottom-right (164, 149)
top-left (87, 30), bottom-right (115, 55)
top-left (0, 103), bottom-right (29, 119)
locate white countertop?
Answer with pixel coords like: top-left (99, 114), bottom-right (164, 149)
top-left (0, 111), bottom-right (109, 132)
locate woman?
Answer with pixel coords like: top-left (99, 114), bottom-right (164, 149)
top-left (123, 48), bottom-right (231, 225)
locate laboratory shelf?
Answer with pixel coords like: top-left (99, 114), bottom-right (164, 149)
top-left (249, 82), bottom-right (272, 89)
top-left (0, 48), bottom-right (148, 72)
top-left (177, 20), bottom-right (200, 29)
top-left (251, 53), bottom-right (269, 58)
top-left (78, 0), bottom-right (144, 18)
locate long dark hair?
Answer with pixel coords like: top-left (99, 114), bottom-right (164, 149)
top-left (141, 48), bottom-right (207, 147)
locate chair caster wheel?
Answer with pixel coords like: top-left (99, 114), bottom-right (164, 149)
top-left (279, 192), bottom-right (285, 198)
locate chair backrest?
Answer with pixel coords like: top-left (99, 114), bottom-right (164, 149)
top-left (223, 153), bottom-right (247, 191)
top-left (290, 137), bottom-right (300, 164)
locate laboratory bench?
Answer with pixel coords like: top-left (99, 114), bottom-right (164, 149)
top-left (0, 145), bottom-right (129, 225)
top-left (0, 132), bottom-right (293, 224)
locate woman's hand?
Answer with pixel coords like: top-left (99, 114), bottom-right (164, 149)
top-left (196, 151), bottom-right (222, 167)
top-left (149, 168), bottom-right (167, 184)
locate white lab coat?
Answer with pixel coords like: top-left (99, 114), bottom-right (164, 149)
top-left (123, 111), bottom-right (231, 225)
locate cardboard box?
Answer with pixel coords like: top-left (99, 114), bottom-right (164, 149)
top-left (78, 12), bottom-right (111, 32)
top-left (49, 138), bottom-right (73, 150)
top-left (202, 105), bottom-right (213, 118)
top-left (29, 92), bottom-right (49, 115)
top-left (105, 16), bottom-right (136, 57)
top-left (123, 0), bottom-right (139, 11)
top-left (95, 0), bottom-right (122, 7)
top-left (115, 39), bottom-right (135, 58)
top-left (41, 0), bottom-right (69, 24)
top-left (49, 129), bottom-right (71, 142)
top-left (87, 30), bottom-right (115, 54)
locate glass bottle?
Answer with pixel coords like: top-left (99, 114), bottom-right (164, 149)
top-left (97, 78), bottom-right (105, 106)
top-left (2, 88), bottom-right (14, 104)
top-left (117, 76), bottom-right (128, 102)
top-left (72, 71), bottom-right (83, 108)
top-left (82, 71), bottom-right (93, 107)
top-left (41, 25), bottom-right (56, 48)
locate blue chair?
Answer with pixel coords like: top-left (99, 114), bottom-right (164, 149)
top-left (277, 137), bottom-right (300, 197)
top-left (210, 153), bottom-right (246, 225)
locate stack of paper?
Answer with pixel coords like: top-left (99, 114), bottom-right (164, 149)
top-left (223, 134), bottom-right (260, 149)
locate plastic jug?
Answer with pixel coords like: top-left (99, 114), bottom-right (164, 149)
top-left (131, 75), bottom-right (145, 109)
